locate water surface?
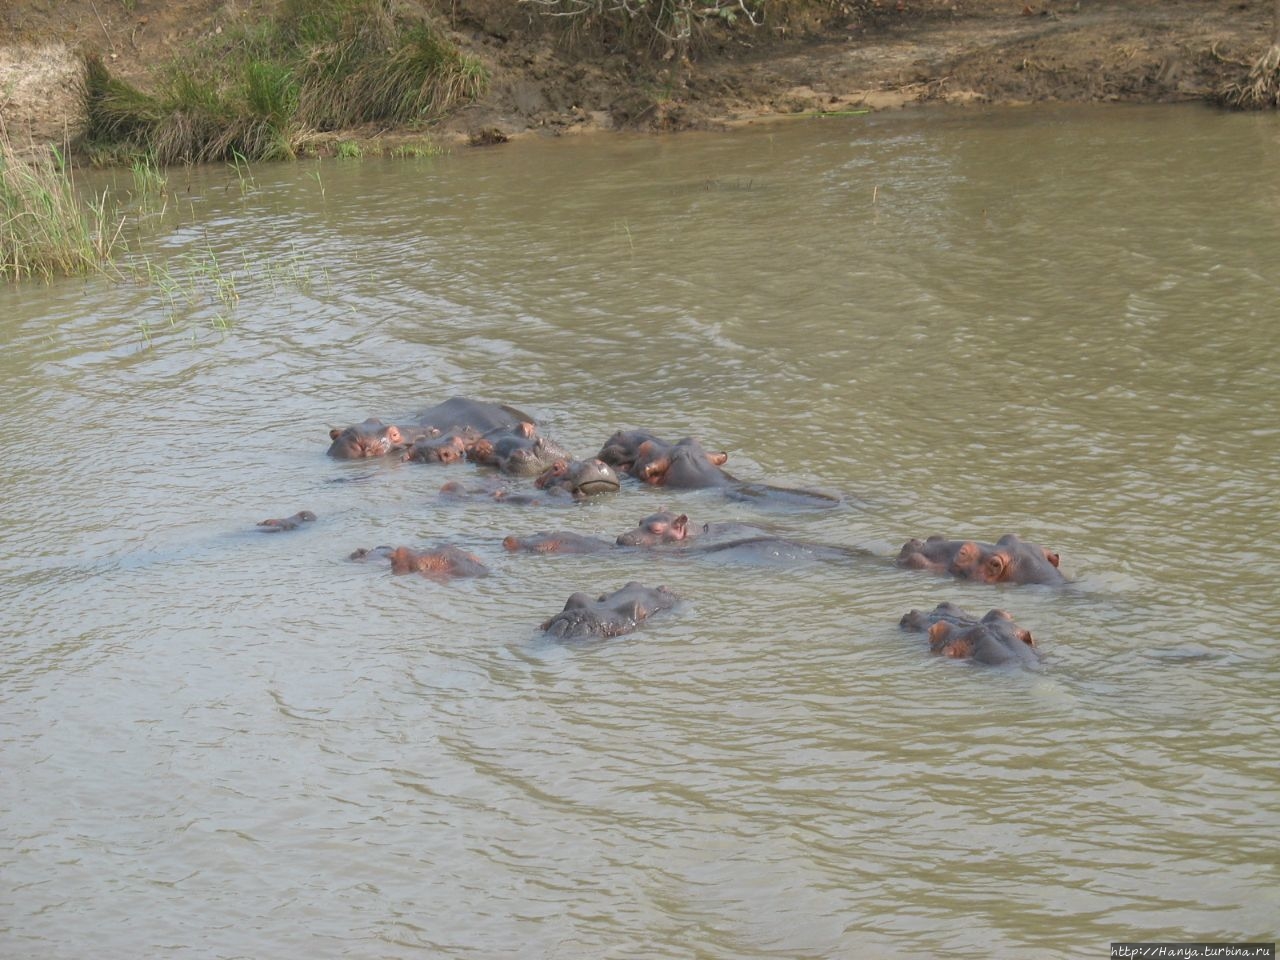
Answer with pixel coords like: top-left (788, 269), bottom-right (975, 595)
top-left (2, 104), bottom-right (1277, 959)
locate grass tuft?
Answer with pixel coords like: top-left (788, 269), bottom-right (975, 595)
top-left (1, 129), bottom-right (122, 280)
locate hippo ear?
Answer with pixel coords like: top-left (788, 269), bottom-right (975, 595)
top-left (1044, 549), bottom-right (1060, 568)
top-left (517, 421), bottom-right (536, 438)
top-left (706, 450), bottom-right (729, 466)
top-left (386, 425), bottom-right (404, 443)
top-left (329, 428), bottom-right (342, 440)
top-left (1016, 628), bottom-right (1035, 648)
top-left (982, 552), bottom-right (1009, 582)
top-left (673, 514), bottom-right (689, 536)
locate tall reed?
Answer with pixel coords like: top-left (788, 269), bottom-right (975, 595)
top-left (1, 132), bottom-right (121, 280)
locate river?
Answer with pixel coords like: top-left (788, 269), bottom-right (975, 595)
top-left (1, 103), bottom-right (1277, 959)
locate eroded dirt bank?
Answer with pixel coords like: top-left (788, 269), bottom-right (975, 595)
top-left (0, 0), bottom-right (1273, 154)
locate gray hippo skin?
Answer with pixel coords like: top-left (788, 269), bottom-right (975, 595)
top-left (541, 582), bottom-right (678, 640)
top-left (900, 602), bottom-right (1039, 667)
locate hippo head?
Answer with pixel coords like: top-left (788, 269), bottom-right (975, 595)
top-left (928, 609), bottom-right (1036, 665)
top-left (388, 545), bottom-right (488, 580)
top-left (900, 602), bottom-right (1038, 667)
top-left (896, 534), bottom-right (1065, 586)
top-left (404, 432), bottom-right (470, 465)
top-left (633, 437), bottom-right (731, 488)
top-left (327, 418), bottom-right (408, 459)
top-left (597, 430), bottom-right (661, 472)
top-left (535, 458), bottom-right (621, 497)
top-left (617, 510), bottom-right (691, 547)
top-left (469, 422), bottom-right (535, 466)
top-left (500, 434), bottom-right (570, 477)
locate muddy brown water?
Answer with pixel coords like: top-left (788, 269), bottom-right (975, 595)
top-left (2, 104), bottom-right (1277, 958)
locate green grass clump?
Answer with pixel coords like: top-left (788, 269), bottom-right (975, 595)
top-left (82, 0), bottom-right (487, 164)
top-left (1, 133), bottom-right (121, 280)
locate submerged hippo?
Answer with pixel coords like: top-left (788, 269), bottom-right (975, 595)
top-left (438, 477), bottom-right (546, 506)
top-left (349, 543), bottom-right (489, 580)
top-left (534, 458), bottom-right (621, 498)
top-left (613, 509), bottom-right (765, 547)
top-left (503, 531), bottom-right (613, 554)
top-left (506, 509), bottom-right (858, 566)
top-left (900, 602), bottom-right (1039, 667)
top-left (896, 534), bottom-right (1065, 586)
top-left (255, 510), bottom-right (316, 533)
top-left (328, 397), bottom-right (535, 459)
top-left (603, 434), bottom-right (840, 508)
top-left (541, 582), bottom-right (678, 640)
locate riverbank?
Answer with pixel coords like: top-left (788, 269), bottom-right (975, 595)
top-left (0, 0), bottom-right (1272, 156)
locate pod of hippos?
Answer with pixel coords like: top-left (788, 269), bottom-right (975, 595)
top-left (259, 398), bottom-right (1066, 663)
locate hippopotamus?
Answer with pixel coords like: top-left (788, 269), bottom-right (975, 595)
top-left (327, 418), bottom-right (409, 459)
top-left (503, 531), bottom-right (613, 554)
top-left (534, 459), bottom-right (621, 498)
top-left (349, 544), bottom-right (489, 580)
top-left (900, 602), bottom-right (1039, 667)
top-left (468, 422), bottom-right (573, 476)
top-left (255, 510), bottom-right (316, 532)
top-left (403, 431), bottom-right (476, 465)
top-left (438, 477), bottom-right (547, 506)
top-left (507, 509), bottom-right (858, 566)
top-left (608, 435), bottom-right (840, 508)
top-left (613, 509), bottom-right (769, 547)
top-left (598, 431), bottom-right (728, 476)
top-left (328, 397), bottom-right (534, 459)
top-left (896, 534), bottom-right (1065, 586)
top-left (541, 582), bottom-right (678, 640)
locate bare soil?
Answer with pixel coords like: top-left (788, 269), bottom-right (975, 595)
top-left (0, 0), bottom-right (1272, 155)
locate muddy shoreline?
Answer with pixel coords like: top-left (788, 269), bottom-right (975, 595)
top-left (0, 0), bottom-right (1271, 157)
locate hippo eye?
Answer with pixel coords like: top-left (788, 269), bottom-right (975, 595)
top-left (983, 554), bottom-right (1008, 580)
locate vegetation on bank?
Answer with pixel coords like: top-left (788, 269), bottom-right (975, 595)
top-left (1218, 0), bottom-right (1280, 109)
top-left (82, 0), bottom-right (487, 164)
top-left (0, 132), bottom-right (121, 280)
top-left (518, 0), bottom-right (767, 57)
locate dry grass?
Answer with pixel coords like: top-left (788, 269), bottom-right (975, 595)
top-left (1220, 44), bottom-right (1280, 109)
